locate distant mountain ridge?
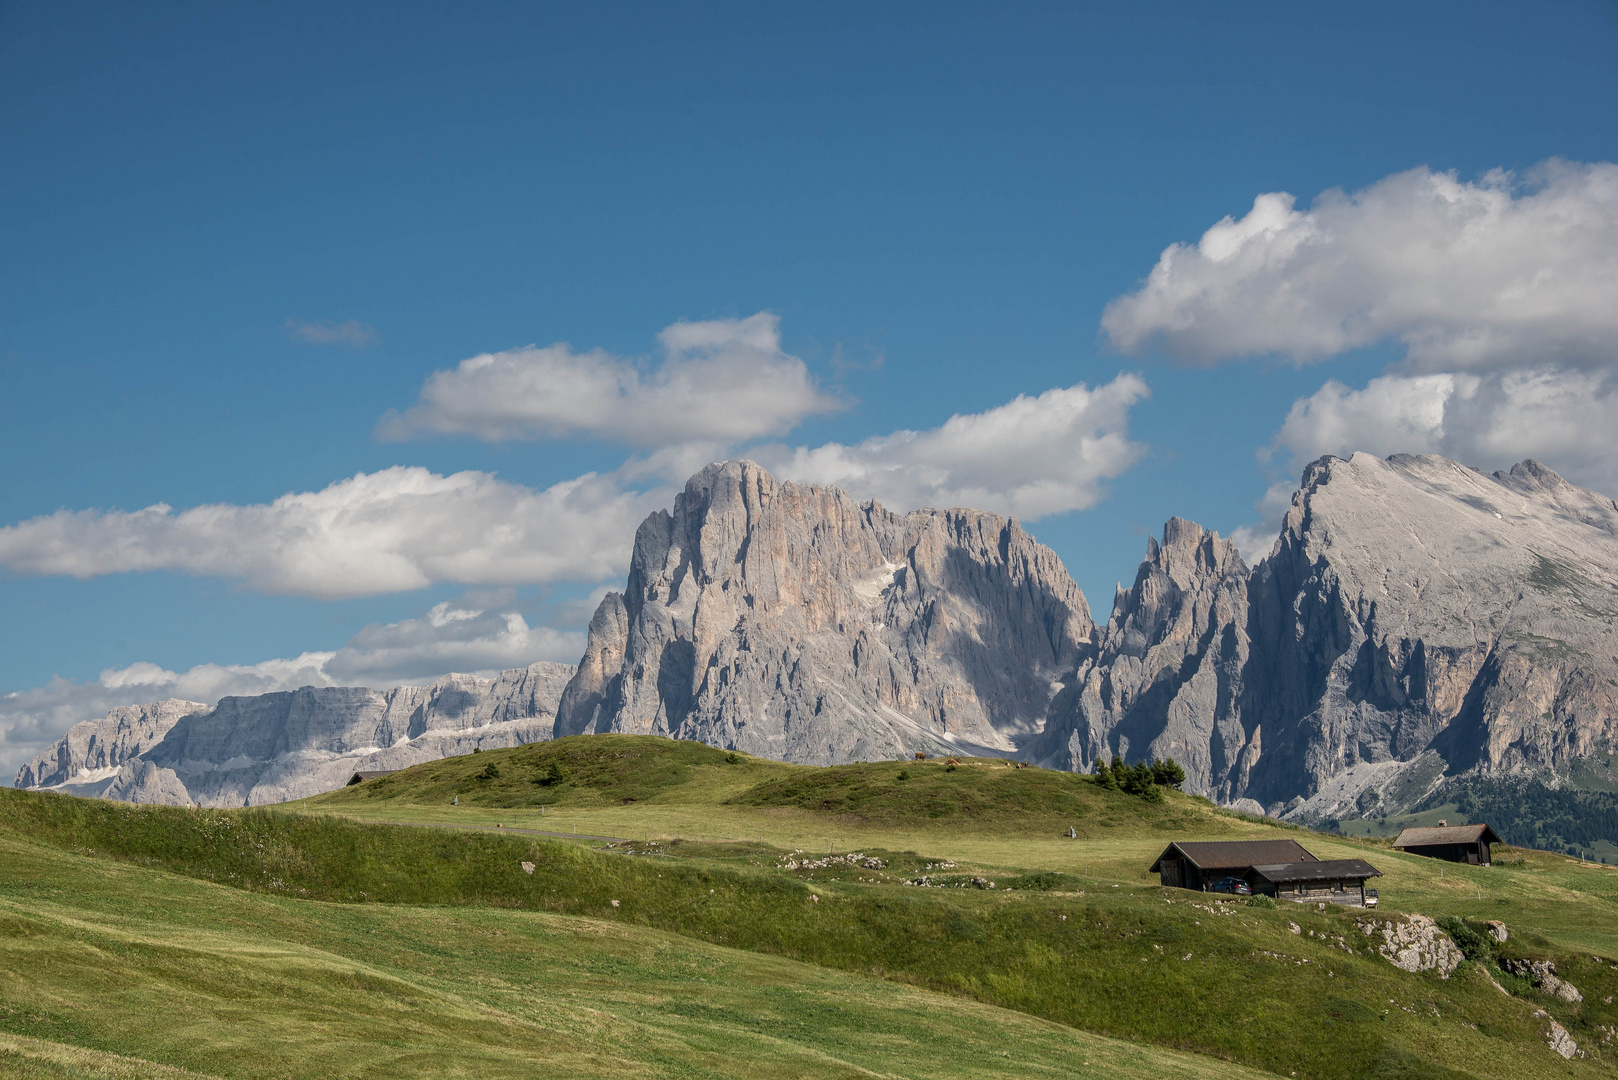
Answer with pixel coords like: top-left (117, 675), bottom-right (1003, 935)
top-left (1033, 453), bottom-right (1618, 825)
top-left (19, 454), bottom-right (1618, 843)
top-left (16, 663), bottom-right (574, 805)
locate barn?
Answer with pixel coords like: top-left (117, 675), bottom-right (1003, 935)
top-left (1149, 839), bottom-right (1318, 891)
top-left (1391, 823), bottom-right (1501, 865)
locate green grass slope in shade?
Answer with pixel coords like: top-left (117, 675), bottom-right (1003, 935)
top-left (6, 781), bottom-right (1618, 1080)
top-left (0, 826), bottom-right (1264, 1080)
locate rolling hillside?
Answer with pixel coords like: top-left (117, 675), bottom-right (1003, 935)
top-left (6, 736), bottom-right (1618, 1078)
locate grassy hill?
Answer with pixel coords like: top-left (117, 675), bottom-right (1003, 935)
top-left (7, 735), bottom-right (1618, 1078)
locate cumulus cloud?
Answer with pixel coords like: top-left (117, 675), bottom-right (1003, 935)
top-left (286, 318), bottom-right (378, 347)
top-left (1271, 368), bottom-right (1618, 496)
top-left (322, 596), bottom-right (585, 686)
top-left (756, 374), bottom-right (1150, 520)
top-left (0, 467), bottom-right (668, 599)
top-left (377, 311), bottom-right (843, 445)
top-left (1103, 160), bottom-right (1618, 370)
top-left (2, 592), bottom-right (590, 784)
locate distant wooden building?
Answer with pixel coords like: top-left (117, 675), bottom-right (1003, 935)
top-left (1391, 824), bottom-right (1501, 865)
top-left (1245, 859), bottom-right (1383, 905)
top-left (1149, 839), bottom-right (1317, 891)
top-left (347, 770), bottom-right (398, 785)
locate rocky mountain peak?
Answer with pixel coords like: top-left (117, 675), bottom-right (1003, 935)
top-left (555, 459), bottom-right (1094, 763)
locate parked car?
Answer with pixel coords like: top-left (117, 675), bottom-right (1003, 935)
top-left (1207, 877), bottom-right (1252, 896)
top-left (1364, 888), bottom-right (1379, 908)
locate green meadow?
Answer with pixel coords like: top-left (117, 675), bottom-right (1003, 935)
top-left (5, 735), bottom-right (1618, 1079)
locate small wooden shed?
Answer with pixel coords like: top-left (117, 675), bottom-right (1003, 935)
top-left (1391, 824), bottom-right (1501, 865)
top-left (1245, 858), bottom-right (1383, 906)
top-left (1149, 839), bottom-right (1318, 891)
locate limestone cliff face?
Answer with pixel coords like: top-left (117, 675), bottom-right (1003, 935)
top-left (1031, 517), bottom-right (1252, 799)
top-left (554, 460), bottom-right (1094, 764)
top-left (13, 699), bottom-right (207, 790)
top-left (1033, 453), bottom-right (1618, 819)
top-left (16, 662), bottom-right (575, 806)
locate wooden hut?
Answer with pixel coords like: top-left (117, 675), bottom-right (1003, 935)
top-left (1149, 839), bottom-right (1317, 891)
top-left (1244, 858), bottom-right (1383, 905)
top-left (1391, 824), bottom-right (1501, 865)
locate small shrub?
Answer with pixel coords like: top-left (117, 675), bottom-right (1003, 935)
top-left (538, 761), bottom-right (568, 787)
top-left (472, 747), bottom-right (481, 754)
top-left (724, 752), bottom-right (741, 764)
top-left (896, 770), bottom-right (911, 782)
top-left (478, 763), bottom-right (501, 781)
top-left (1246, 895), bottom-right (1276, 909)
top-left (1093, 759), bottom-right (1118, 790)
top-left (1436, 915), bottom-right (1492, 964)
top-left (945, 763), bottom-right (957, 772)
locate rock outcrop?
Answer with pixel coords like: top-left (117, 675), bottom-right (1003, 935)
top-left (1503, 959), bottom-right (1584, 1004)
top-left (554, 460), bottom-right (1093, 764)
top-left (1356, 913), bottom-right (1464, 978)
top-left (16, 662), bottom-right (574, 806)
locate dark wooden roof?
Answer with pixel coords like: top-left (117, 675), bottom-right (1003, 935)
top-left (1246, 858), bottom-right (1382, 884)
top-left (1392, 824), bottom-right (1502, 848)
top-left (347, 770), bottom-right (398, 785)
top-left (1149, 839), bottom-right (1318, 872)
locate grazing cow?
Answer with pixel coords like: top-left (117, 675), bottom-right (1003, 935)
top-left (915, 752), bottom-right (928, 760)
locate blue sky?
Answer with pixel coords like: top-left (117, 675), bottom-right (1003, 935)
top-left (4, 2), bottom-right (1617, 779)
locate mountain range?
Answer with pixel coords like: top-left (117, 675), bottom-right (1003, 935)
top-left (18, 454), bottom-right (1618, 845)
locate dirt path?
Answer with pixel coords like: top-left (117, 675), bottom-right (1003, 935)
top-left (393, 820), bottom-right (631, 843)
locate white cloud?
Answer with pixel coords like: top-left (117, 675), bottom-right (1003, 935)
top-left (377, 312), bottom-right (842, 446)
top-left (322, 597), bottom-right (584, 686)
top-left (0, 467), bottom-right (669, 599)
top-left (756, 374), bottom-right (1150, 520)
top-left (2, 591), bottom-right (591, 784)
top-left (286, 318), bottom-right (378, 347)
top-left (1271, 367), bottom-right (1618, 496)
top-left (1102, 160), bottom-right (1618, 370)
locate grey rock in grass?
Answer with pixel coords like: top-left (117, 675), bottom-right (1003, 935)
top-left (1546, 1019), bottom-right (1579, 1059)
top-left (1356, 913), bottom-right (1464, 978)
top-left (1504, 959), bottom-right (1584, 1004)
top-left (554, 460), bottom-right (1093, 764)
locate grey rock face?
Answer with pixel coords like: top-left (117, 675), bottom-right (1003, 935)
top-left (104, 759), bottom-right (194, 806)
top-left (1246, 454), bottom-right (1618, 817)
top-left (1031, 517), bottom-right (1252, 799)
top-left (17, 662), bottom-right (574, 806)
top-left (13, 699), bottom-right (207, 793)
top-left (554, 460), bottom-right (1093, 764)
top-left (1034, 452), bottom-right (1618, 816)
